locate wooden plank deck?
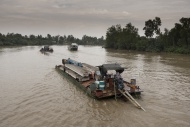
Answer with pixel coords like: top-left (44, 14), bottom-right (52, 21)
top-left (82, 63), bottom-right (99, 72)
top-left (65, 64), bottom-right (89, 77)
top-left (81, 79), bottom-right (95, 87)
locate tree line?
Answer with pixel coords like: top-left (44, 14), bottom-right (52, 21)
top-left (0, 33), bottom-right (105, 46)
top-left (1, 17), bottom-right (190, 54)
top-left (106, 17), bottom-right (190, 54)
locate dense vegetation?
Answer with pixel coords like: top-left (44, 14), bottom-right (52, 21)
top-left (0, 33), bottom-right (105, 46)
top-left (1, 17), bottom-right (190, 54)
top-left (106, 17), bottom-right (190, 54)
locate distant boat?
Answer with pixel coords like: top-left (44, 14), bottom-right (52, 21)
top-left (40, 45), bottom-right (53, 52)
top-left (68, 43), bottom-right (78, 51)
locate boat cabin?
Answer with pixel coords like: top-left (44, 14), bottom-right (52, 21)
top-left (40, 45), bottom-right (53, 52)
top-left (98, 64), bottom-right (124, 77)
top-left (68, 43), bottom-right (78, 51)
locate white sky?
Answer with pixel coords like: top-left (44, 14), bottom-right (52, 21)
top-left (0, 0), bottom-right (190, 39)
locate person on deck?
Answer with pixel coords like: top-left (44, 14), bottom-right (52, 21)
top-left (115, 72), bottom-right (124, 90)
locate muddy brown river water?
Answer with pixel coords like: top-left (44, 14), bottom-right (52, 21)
top-left (0, 45), bottom-right (190, 127)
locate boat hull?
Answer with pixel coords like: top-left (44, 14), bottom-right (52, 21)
top-left (40, 49), bottom-right (53, 52)
top-left (55, 65), bottom-right (125, 99)
top-left (55, 65), bottom-right (142, 99)
top-left (68, 47), bottom-right (78, 51)
top-left (55, 65), bottom-right (97, 98)
top-left (68, 43), bottom-right (78, 51)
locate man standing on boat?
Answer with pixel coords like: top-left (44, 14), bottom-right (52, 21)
top-left (115, 72), bottom-right (124, 90)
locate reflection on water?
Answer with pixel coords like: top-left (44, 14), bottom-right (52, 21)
top-left (0, 46), bottom-right (190, 127)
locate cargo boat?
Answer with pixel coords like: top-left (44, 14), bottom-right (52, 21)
top-left (68, 43), bottom-right (78, 51)
top-left (55, 58), bottom-right (145, 110)
top-left (40, 45), bottom-right (53, 52)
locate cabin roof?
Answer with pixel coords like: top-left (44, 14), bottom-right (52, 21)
top-left (98, 64), bottom-right (124, 74)
top-left (71, 43), bottom-right (78, 45)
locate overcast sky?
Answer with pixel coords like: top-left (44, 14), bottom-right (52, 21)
top-left (0, 0), bottom-right (190, 38)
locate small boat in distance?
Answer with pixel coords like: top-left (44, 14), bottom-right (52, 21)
top-left (68, 43), bottom-right (78, 51)
top-left (56, 58), bottom-right (145, 111)
top-left (40, 45), bottom-right (53, 52)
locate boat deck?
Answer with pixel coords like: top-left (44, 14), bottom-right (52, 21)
top-left (81, 79), bottom-right (95, 87)
top-left (65, 64), bottom-right (89, 77)
top-left (123, 82), bottom-right (143, 93)
top-left (82, 63), bottom-right (99, 72)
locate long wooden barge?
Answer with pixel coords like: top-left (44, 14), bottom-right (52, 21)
top-left (56, 58), bottom-right (145, 110)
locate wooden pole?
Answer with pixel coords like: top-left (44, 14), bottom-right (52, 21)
top-left (118, 89), bottom-right (145, 111)
top-left (125, 90), bottom-right (146, 111)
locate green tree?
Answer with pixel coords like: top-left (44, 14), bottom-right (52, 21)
top-left (143, 17), bottom-right (161, 37)
top-left (124, 23), bottom-right (139, 49)
top-left (106, 25), bottom-right (122, 49)
top-left (179, 17), bottom-right (190, 47)
top-left (106, 23), bottom-right (139, 50)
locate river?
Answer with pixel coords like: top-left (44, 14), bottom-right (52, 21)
top-left (0, 45), bottom-right (190, 127)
